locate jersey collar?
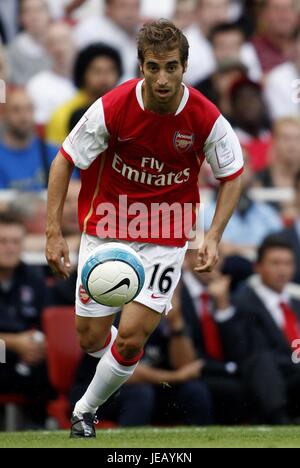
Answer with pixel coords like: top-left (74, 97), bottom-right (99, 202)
top-left (135, 79), bottom-right (189, 116)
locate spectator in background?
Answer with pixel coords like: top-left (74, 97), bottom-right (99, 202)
top-left (0, 88), bottom-right (58, 191)
top-left (8, 193), bottom-right (47, 253)
top-left (195, 61), bottom-right (247, 120)
top-left (229, 78), bottom-right (271, 171)
top-left (280, 171), bottom-right (300, 284)
top-left (250, 0), bottom-right (299, 74)
top-left (233, 234), bottom-right (300, 424)
top-left (7, 0), bottom-right (52, 86)
top-left (181, 249), bottom-right (249, 424)
top-left (204, 151), bottom-right (283, 259)
top-left (264, 27), bottom-right (300, 120)
top-left (184, 0), bottom-right (231, 84)
top-left (255, 118), bottom-right (300, 220)
top-left (0, 213), bottom-right (53, 427)
top-left (46, 43), bottom-right (122, 145)
top-left (208, 22), bottom-right (262, 82)
top-left (0, 0), bottom-right (19, 44)
top-left (26, 22), bottom-right (76, 128)
top-left (172, 0), bottom-right (196, 31)
top-left (73, 0), bottom-right (141, 81)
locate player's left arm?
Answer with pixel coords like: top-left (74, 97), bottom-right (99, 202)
top-left (195, 115), bottom-right (244, 273)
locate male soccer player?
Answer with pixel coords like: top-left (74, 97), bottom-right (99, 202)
top-left (45, 20), bottom-right (243, 437)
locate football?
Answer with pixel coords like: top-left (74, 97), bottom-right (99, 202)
top-left (81, 242), bottom-right (145, 307)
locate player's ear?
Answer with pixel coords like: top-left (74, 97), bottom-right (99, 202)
top-left (183, 61), bottom-right (188, 74)
top-left (139, 63), bottom-right (144, 77)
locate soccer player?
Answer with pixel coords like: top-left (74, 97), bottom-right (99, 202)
top-left (45, 20), bottom-right (244, 437)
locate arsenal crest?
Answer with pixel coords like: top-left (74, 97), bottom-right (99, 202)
top-left (79, 284), bottom-right (91, 304)
top-left (173, 131), bottom-right (195, 153)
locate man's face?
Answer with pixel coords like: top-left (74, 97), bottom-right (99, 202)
top-left (263, 0), bottom-right (298, 37)
top-left (84, 56), bottom-right (120, 98)
top-left (213, 31), bottom-right (244, 64)
top-left (106, 0), bottom-right (140, 34)
top-left (46, 24), bottom-right (75, 69)
top-left (21, 0), bottom-right (50, 37)
top-left (273, 122), bottom-right (300, 168)
top-left (256, 248), bottom-right (295, 293)
top-left (0, 224), bottom-right (24, 270)
top-left (141, 48), bottom-right (186, 112)
top-left (5, 91), bottom-right (34, 140)
top-left (197, 0), bottom-right (230, 32)
top-left (232, 86), bottom-right (263, 126)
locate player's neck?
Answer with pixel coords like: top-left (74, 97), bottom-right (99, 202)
top-left (142, 83), bottom-right (184, 115)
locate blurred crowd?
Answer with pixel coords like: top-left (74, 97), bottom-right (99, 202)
top-left (1, 0), bottom-right (300, 429)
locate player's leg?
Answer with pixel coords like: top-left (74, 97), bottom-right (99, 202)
top-left (76, 315), bottom-right (116, 358)
top-left (75, 234), bottom-right (121, 358)
top-left (73, 301), bottom-right (161, 416)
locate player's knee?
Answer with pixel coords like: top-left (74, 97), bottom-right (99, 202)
top-left (77, 326), bottom-right (107, 354)
top-left (115, 335), bottom-right (143, 360)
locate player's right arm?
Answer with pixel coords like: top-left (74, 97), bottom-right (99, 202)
top-left (46, 98), bottom-right (111, 278)
top-left (45, 151), bottom-right (74, 279)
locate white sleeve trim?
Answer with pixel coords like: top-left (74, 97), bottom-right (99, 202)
top-left (203, 115), bottom-right (244, 180)
top-left (62, 98), bottom-right (109, 170)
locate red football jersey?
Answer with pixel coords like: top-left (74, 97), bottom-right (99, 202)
top-left (62, 79), bottom-right (243, 246)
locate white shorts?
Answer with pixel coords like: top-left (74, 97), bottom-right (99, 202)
top-left (75, 234), bottom-right (188, 318)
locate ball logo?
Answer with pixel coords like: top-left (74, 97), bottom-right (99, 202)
top-left (173, 131), bottom-right (195, 153)
top-left (79, 284), bottom-right (90, 304)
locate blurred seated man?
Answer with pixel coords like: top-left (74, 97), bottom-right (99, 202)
top-left (255, 117), bottom-right (300, 221)
top-left (204, 151), bottom-right (283, 259)
top-left (250, 0), bottom-right (299, 74)
top-left (264, 27), bottom-right (300, 120)
top-left (229, 78), bottom-right (271, 171)
top-left (184, 0), bottom-right (231, 85)
top-left (207, 22), bottom-right (262, 83)
top-left (74, 0), bottom-right (141, 81)
top-left (180, 248), bottom-right (249, 424)
top-left (8, 193), bottom-right (47, 252)
top-left (46, 43), bottom-right (123, 145)
top-left (26, 22), bottom-right (76, 127)
top-left (7, 0), bottom-right (51, 86)
top-left (280, 171), bottom-right (300, 284)
top-left (233, 234), bottom-right (300, 424)
top-left (0, 212), bottom-right (53, 427)
top-left (172, 0), bottom-right (196, 31)
top-left (70, 305), bottom-right (213, 427)
top-left (0, 88), bottom-right (58, 191)
top-left (195, 61), bottom-right (247, 120)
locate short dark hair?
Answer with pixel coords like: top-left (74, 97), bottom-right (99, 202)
top-left (0, 211), bottom-right (25, 229)
top-left (73, 43), bottom-right (123, 89)
top-left (137, 19), bottom-right (189, 66)
top-left (229, 77), bottom-right (261, 103)
top-left (209, 22), bottom-right (245, 44)
top-left (257, 234), bottom-right (294, 263)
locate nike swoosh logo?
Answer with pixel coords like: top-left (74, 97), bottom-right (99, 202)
top-left (117, 137), bottom-right (134, 142)
top-left (151, 293), bottom-right (164, 299)
top-left (100, 278), bottom-right (130, 295)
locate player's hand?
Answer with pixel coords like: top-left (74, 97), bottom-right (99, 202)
top-left (194, 237), bottom-right (219, 273)
top-left (45, 232), bottom-right (71, 279)
top-left (176, 360), bottom-right (205, 382)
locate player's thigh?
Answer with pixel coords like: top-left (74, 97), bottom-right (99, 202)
top-left (76, 314), bottom-right (115, 350)
top-left (118, 301), bottom-right (162, 346)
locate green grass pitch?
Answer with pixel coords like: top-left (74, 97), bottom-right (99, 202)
top-left (1, 427), bottom-right (300, 448)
